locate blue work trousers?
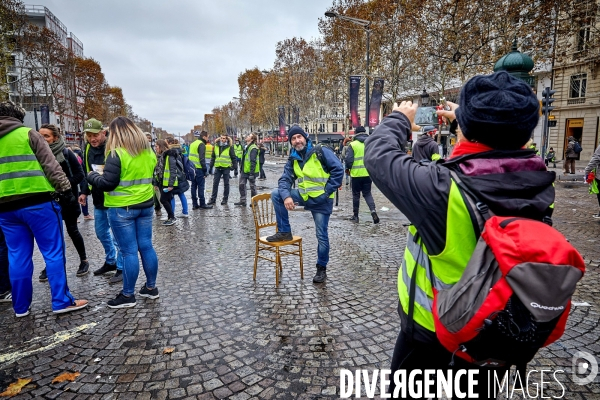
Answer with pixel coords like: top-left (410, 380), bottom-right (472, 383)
top-left (0, 201), bottom-right (75, 313)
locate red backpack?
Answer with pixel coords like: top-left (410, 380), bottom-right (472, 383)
top-left (432, 171), bottom-right (585, 369)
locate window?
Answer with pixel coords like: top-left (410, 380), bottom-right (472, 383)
top-left (332, 122), bottom-right (338, 132)
top-left (319, 107), bottom-right (325, 118)
top-left (577, 18), bottom-right (593, 52)
top-left (570, 74), bottom-right (587, 98)
top-left (319, 123), bottom-right (325, 132)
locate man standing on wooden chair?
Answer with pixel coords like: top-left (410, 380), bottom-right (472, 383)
top-left (267, 125), bottom-right (343, 283)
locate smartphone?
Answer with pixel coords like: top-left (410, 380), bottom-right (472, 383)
top-left (440, 97), bottom-right (451, 111)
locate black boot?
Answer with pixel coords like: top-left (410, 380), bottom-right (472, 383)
top-left (207, 199), bottom-right (216, 205)
top-left (234, 200), bottom-right (246, 206)
top-left (221, 198), bottom-right (228, 205)
top-left (93, 262), bottom-right (117, 276)
top-left (76, 260), bottom-right (90, 277)
top-left (372, 212), bottom-right (380, 224)
top-left (313, 265), bottom-right (327, 283)
top-left (347, 215), bottom-right (359, 223)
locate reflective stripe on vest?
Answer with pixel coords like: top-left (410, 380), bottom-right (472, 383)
top-left (214, 146), bottom-right (232, 168)
top-left (398, 181), bottom-right (477, 332)
top-left (349, 141), bottom-right (369, 177)
top-left (234, 144), bottom-right (243, 159)
top-left (292, 153), bottom-right (334, 201)
top-left (162, 155), bottom-right (179, 187)
top-left (206, 144), bottom-right (213, 161)
top-left (189, 140), bottom-right (203, 169)
top-left (0, 127), bottom-right (54, 198)
top-left (243, 143), bottom-right (260, 174)
top-left (104, 148), bottom-right (156, 207)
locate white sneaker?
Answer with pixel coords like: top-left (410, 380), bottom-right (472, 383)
top-left (177, 213), bottom-right (189, 218)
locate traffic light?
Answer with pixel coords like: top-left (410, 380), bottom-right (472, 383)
top-left (541, 87), bottom-right (556, 116)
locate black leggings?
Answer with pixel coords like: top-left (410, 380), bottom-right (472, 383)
top-left (160, 190), bottom-right (174, 219)
top-left (596, 193), bottom-right (600, 208)
top-left (63, 214), bottom-right (87, 262)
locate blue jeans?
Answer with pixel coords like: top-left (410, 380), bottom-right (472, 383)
top-left (271, 189), bottom-right (330, 267)
top-left (191, 169), bottom-right (206, 207)
top-left (0, 201), bottom-right (75, 313)
top-left (170, 192), bottom-right (189, 215)
top-left (108, 207), bottom-right (158, 296)
top-left (94, 208), bottom-right (124, 271)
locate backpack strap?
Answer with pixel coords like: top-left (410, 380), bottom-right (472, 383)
top-left (405, 230), bottom-right (421, 344)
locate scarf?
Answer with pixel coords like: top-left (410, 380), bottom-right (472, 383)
top-left (49, 135), bottom-right (66, 163)
top-left (448, 141), bottom-right (494, 159)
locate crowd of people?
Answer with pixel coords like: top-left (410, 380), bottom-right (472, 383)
top-left (0, 70), bottom-right (595, 398)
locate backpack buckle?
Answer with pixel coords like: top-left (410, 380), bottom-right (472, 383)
top-left (542, 216), bottom-right (553, 227)
top-left (476, 202), bottom-right (489, 214)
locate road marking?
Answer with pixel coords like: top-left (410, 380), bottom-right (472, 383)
top-left (0, 322), bottom-right (97, 366)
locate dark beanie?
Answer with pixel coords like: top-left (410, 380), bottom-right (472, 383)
top-left (288, 125), bottom-right (308, 143)
top-left (455, 71), bottom-right (540, 150)
top-left (355, 126), bottom-right (366, 134)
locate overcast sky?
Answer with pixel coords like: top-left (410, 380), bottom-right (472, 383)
top-left (28, 0), bottom-right (326, 133)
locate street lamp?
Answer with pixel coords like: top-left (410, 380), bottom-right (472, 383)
top-left (420, 89), bottom-right (430, 106)
top-left (325, 11), bottom-right (372, 133)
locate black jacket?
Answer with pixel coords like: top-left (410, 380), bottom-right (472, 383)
top-left (153, 148), bottom-right (189, 194)
top-left (364, 111), bottom-right (555, 342)
top-left (86, 152), bottom-right (154, 209)
top-left (60, 148), bottom-right (84, 198)
top-left (82, 142), bottom-right (110, 210)
top-left (344, 133), bottom-right (368, 170)
top-left (259, 147), bottom-right (265, 164)
top-left (241, 143), bottom-right (258, 176)
top-left (411, 134), bottom-right (440, 162)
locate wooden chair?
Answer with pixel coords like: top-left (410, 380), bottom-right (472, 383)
top-left (251, 193), bottom-right (303, 286)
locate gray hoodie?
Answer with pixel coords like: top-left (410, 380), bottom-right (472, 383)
top-left (0, 116), bottom-right (71, 211)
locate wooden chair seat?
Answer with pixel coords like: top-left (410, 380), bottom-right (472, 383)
top-left (251, 193), bottom-right (303, 285)
top-left (258, 235), bottom-right (302, 246)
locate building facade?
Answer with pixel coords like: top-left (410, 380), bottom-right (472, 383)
top-left (7, 5), bottom-right (85, 145)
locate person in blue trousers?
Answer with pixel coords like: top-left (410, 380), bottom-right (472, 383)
top-left (267, 125), bottom-right (343, 284)
top-left (87, 116), bottom-right (159, 309)
top-left (0, 227), bottom-right (11, 302)
top-left (0, 101), bottom-right (88, 317)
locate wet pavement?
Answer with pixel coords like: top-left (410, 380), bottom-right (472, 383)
top-left (0, 157), bottom-right (599, 399)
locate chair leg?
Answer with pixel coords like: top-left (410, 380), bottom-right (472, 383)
top-left (275, 247), bottom-right (280, 286)
top-left (299, 240), bottom-right (304, 279)
top-left (253, 240), bottom-right (259, 280)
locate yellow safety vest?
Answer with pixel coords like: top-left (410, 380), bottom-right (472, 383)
top-left (214, 145), bottom-right (233, 168)
top-left (243, 143), bottom-right (260, 174)
top-left (0, 126), bottom-right (54, 198)
top-left (349, 140), bottom-right (369, 178)
top-left (162, 155), bottom-right (179, 187)
top-left (104, 148), bottom-right (156, 207)
top-left (399, 181), bottom-right (477, 331)
top-left (292, 152), bottom-right (335, 201)
top-left (188, 139), bottom-right (204, 169)
top-left (206, 143), bottom-right (213, 161)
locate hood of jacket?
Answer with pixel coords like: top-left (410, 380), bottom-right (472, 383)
top-left (416, 134), bottom-right (435, 144)
top-left (0, 116), bottom-right (24, 138)
top-left (163, 148), bottom-right (179, 158)
top-left (218, 137), bottom-right (233, 147)
top-left (444, 150), bottom-right (555, 221)
top-left (353, 133), bottom-right (368, 143)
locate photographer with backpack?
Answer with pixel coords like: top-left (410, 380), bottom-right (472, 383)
top-left (365, 71), bottom-right (584, 398)
top-left (564, 136), bottom-right (580, 174)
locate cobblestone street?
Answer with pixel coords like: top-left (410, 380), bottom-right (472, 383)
top-left (0, 158), bottom-right (599, 399)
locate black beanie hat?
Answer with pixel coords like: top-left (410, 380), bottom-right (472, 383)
top-left (355, 126), bottom-right (366, 134)
top-left (288, 125), bottom-right (308, 143)
top-left (455, 71), bottom-right (540, 150)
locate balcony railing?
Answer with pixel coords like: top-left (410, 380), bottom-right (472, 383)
top-left (567, 98), bottom-right (586, 105)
